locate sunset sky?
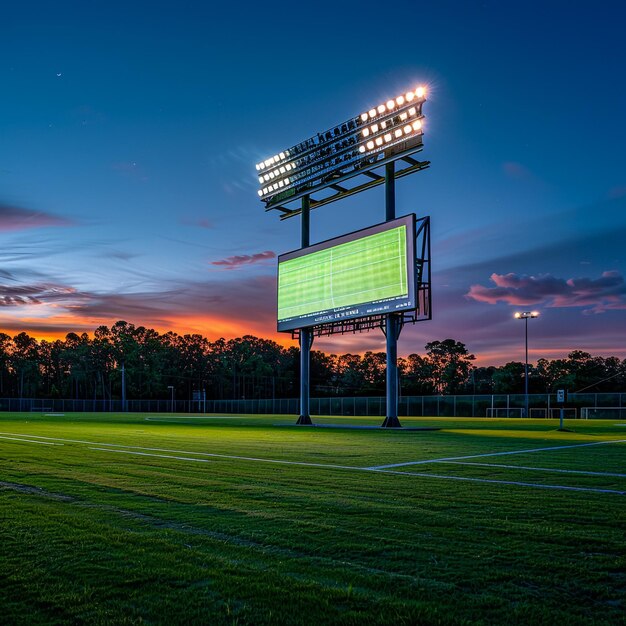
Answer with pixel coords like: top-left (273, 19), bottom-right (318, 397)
top-left (2, 1), bottom-right (625, 364)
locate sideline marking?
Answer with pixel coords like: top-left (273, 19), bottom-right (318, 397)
top-left (0, 432), bottom-right (358, 471)
top-left (90, 448), bottom-right (213, 463)
top-left (366, 468), bottom-right (625, 496)
top-left (145, 416), bottom-right (249, 421)
top-left (0, 435), bottom-right (62, 446)
top-left (88, 446), bottom-right (359, 471)
top-left (366, 439), bottom-right (626, 470)
top-left (2, 430), bottom-right (625, 496)
top-left (436, 460), bottom-right (626, 478)
top-left (89, 447), bottom-right (625, 496)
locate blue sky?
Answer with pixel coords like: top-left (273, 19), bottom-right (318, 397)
top-left (1, 0), bottom-right (625, 363)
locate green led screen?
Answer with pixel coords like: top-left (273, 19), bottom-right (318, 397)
top-left (277, 215), bottom-right (415, 331)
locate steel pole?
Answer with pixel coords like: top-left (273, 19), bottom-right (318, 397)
top-left (524, 317), bottom-right (529, 418)
top-left (382, 162), bottom-right (401, 427)
top-left (297, 195), bottom-right (313, 425)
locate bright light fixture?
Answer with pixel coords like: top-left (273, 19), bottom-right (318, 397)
top-left (256, 82), bottom-right (426, 201)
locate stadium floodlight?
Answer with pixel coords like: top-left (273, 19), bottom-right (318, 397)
top-left (255, 85), bottom-right (427, 207)
top-left (514, 311), bottom-right (539, 320)
top-left (515, 311), bottom-right (540, 418)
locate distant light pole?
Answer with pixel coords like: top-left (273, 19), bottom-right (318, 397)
top-left (514, 311), bottom-right (540, 418)
top-left (168, 385), bottom-right (174, 413)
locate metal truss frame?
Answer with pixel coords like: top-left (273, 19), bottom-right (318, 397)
top-left (265, 144), bottom-right (430, 220)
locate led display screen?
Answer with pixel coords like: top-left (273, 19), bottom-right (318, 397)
top-left (277, 215), bottom-right (416, 331)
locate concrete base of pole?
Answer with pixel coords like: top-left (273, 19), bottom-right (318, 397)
top-left (296, 414), bottom-right (313, 425)
top-left (381, 415), bottom-right (402, 428)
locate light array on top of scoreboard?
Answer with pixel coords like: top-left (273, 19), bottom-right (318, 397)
top-left (255, 86), bottom-right (426, 203)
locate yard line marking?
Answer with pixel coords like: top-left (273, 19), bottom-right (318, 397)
top-left (0, 435), bottom-right (62, 446)
top-left (366, 439), bottom-right (626, 470)
top-left (88, 446), bottom-right (360, 470)
top-left (2, 430), bottom-right (624, 496)
top-left (3, 429), bottom-right (626, 495)
top-left (144, 416), bottom-right (249, 421)
top-left (0, 431), bottom-right (135, 447)
top-left (90, 448), bottom-right (213, 463)
top-left (366, 468), bottom-right (626, 496)
top-left (434, 460), bottom-right (626, 478)
top-left (89, 447), bottom-right (625, 496)
top-left (0, 431), bottom-right (362, 469)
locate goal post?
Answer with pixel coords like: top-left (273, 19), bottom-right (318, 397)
top-left (529, 408), bottom-right (578, 419)
top-left (549, 407), bottom-right (577, 419)
top-left (486, 408), bottom-right (524, 418)
top-left (29, 399), bottom-right (53, 413)
top-left (581, 407), bottom-right (626, 420)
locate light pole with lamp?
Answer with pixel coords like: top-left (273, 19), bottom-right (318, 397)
top-left (514, 311), bottom-right (539, 417)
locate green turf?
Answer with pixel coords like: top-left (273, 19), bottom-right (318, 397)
top-left (0, 412), bottom-right (624, 625)
top-left (278, 225), bottom-right (407, 320)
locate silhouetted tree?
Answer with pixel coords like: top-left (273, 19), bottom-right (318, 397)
top-left (424, 339), bottom-right (475, 394)
top-left (1, 321), bottom-right (624, 401)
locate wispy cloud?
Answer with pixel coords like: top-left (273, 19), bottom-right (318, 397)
top-left (467, 271), bottom-right (626, 313)
top-left (100, 250), bottom-right (138, 261)
top-left (0, 283), bottom-right (77, 307)
top-left (180, 217), bottom-right (214, 229)
top-left (0, 204), bottom-right (74, 232)
top-left (0, 273), bottom-right (281, 343)
top-left (211, 250), bottom-right (276, 269)
top-left (502, 161), bottom-right (535, 181)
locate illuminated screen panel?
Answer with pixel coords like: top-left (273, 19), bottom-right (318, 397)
top-left (277, 215), bottom-right (416, 331)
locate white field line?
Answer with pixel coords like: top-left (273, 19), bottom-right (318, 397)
top-left (0, 435), bottom-right (63, 446)
top-left (2, 430), bottom-right (625, 496)
top-left (365, 468), bottom-right (626, 496)
top-left (89, 447), bottom-right (626, 496)
top-left (0, 432), bottom-right (359, 471)
top-left (88, 446), bottom-right (359, 470)
top-left (435, 460), bottom-right (626, 478)
top-left (144, 416), bottom-right (249, 421)
top-left (366, 439), bottom-right (626, 470)
top-left (90, 448), bottom-right (213, 463)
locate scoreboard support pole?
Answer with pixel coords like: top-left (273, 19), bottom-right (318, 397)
top-left (296, 195), bottom-right (313, 425)
top-left (381, 162), bottom-right (402, 428)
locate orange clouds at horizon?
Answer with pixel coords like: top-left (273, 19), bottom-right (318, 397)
top-left (0, 311), bottom-right (299, 349)
top-left (2, 310), bottom-right (624, 366)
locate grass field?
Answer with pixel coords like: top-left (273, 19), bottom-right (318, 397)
top-left (1, 412), bottom-right (624, 625)
top-left (278, 225), bottom-right (408, 320)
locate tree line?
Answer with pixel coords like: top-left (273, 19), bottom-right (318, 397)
top-left (0, 320), bottom-right (624, 400)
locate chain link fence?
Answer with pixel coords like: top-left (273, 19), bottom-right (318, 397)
top-left (1, 392), bottom-right (624, 417)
